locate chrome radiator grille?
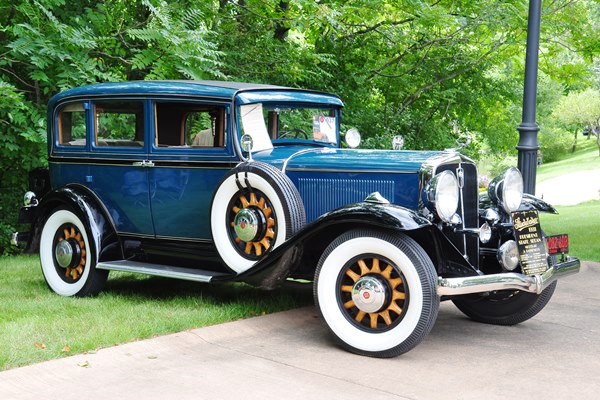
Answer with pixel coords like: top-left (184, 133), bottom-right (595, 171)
top-left (298, 178), bottom-right (395, 223)
top-left (436, 162), bottom-right (479, 267)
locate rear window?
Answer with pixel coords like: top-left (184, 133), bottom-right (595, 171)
top-left (57, 102), bottom-right (86, 146)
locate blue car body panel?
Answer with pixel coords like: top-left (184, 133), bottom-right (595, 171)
top-left (46, 81), bottom-right (442, 236)
top-left (253, 147), bottom-right (437, 222)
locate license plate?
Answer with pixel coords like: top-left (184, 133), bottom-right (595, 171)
top-left (546, 234), bottom-right (569, 254)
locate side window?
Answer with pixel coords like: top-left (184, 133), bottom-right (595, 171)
top-left (155, 102), bottom-right (226, 148)
top-left (94, 101), bottom-right (144, 147)
top-left (58, 103), bottom-right (86, 146)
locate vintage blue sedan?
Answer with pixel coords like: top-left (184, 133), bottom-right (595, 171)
top-left (13, 80), bottom-right (580, 357)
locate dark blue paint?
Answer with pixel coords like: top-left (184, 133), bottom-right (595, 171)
top-left (46, 81), bottom-right (445, 241)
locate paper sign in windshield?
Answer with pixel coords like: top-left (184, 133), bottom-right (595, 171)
top-left (512, 209), bottom-right (549, 275)
top-left (312, 115), bottom-right (336, 143)
top-left (240, 104), bottom-right (273, 152)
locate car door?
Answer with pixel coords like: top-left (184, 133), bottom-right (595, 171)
top-left (85, 99), bottom-right (154, 236)
top-left (148, 100), bottom-right (237, 240)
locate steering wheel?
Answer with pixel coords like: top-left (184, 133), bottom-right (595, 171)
top-left (279, 128), bottom-right (309, 139)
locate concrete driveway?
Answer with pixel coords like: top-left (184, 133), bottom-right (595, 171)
top-left (1, 262), bottom-right (598, 400)
top-left (536, 170), bottom-right (600, 205)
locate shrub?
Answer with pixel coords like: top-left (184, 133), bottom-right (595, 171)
top-left (539, 127), bottom-right (572, 163)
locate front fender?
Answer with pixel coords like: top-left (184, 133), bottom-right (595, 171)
top-left (232, 202), bottom-right (476, 288)
top-left (480, 192), bottom-right (558, 215)
top-left (519, 193), bottom-right (559, 214)
top-left (26, 185), bottom-right (122, 261)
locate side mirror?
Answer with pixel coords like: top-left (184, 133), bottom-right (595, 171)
top-left (241, 134), bottom-right (254, 161)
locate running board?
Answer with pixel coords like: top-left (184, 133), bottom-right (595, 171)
top-left (96, 260), bottom-right (231, 283)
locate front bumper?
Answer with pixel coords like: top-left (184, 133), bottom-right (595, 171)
top-left (437, 257), bottom-right (580, 296)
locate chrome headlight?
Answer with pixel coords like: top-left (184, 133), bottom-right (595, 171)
top-left (345, 128), bottom-right (361, 148)
top-left (425, 170), bottom-right (459, 223)
top-left (497, 240), bottom-right (519, 271)
top-left (488, 167), bottom-right (523, 214)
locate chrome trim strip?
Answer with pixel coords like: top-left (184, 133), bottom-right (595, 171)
top-left (282, 148), bottom-right (328, 174)
top-left (117, 232), bottom-right (155, 239)
top-left (153, 235), bottom-right (213, 243)
top-left (457, 162), bottom-right (467, 259)
top-left (437, 257), bottom-right (580, 296)
top-left (49, 160), bottom-right (236, 169)
top-left (96, 260), bottom-right (230, 282)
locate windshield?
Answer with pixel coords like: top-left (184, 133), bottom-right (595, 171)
top-left (239, 103), bottom-right (338, 152)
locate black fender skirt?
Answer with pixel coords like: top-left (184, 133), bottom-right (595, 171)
top-left (24, 184), bottom-right (122, 261)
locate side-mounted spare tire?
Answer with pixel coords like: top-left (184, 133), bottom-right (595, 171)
top-left (210, 162), bottom-right (305, 273)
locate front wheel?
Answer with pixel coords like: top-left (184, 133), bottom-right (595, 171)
top-left (452, 281), bottom-right (557, 325)
top-left (314, 230), bottom-right (439, 358)
top-left (39, 208), bottom-right (108, 297)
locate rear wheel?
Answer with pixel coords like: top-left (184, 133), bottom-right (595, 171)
top-left (452, 281), bottom-right (557, 325)
top-left (314, 230), bottom-right (439, 358)
top-left (39, 208), bottom-right (108, 297)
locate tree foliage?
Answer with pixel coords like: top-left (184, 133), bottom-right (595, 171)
top-left (0, 0), bottom-right (598, 253)
top-left (552, 88), bottom-right (600, 152)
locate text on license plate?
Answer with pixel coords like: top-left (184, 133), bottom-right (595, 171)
top-left (546, 234), bottom-right (569, 254)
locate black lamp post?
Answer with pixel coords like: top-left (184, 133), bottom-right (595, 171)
top-left (517, 0), bottom-right (542, 195)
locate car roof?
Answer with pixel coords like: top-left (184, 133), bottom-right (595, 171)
top-left (48, 80), bottom-right (343, 107)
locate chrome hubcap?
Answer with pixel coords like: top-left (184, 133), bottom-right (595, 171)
top-left (351, 276), bottom-right (387, 313)
top-left (55, 240), bottom-right (74, 268)
top-left (233, 208), bottom-right (261, 242)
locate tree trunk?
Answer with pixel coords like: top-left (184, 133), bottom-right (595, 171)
top-left (274, 1), bottom-right (290, 41)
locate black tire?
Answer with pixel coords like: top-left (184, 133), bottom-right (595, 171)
top-left (210, 162), bottom-right (305, 273)
top-left (39, 207), bottom-right (108, 297)
top-left (452, 281), bottom-right (557, 325)
top-left (314, 229), bottom-right (439, 358)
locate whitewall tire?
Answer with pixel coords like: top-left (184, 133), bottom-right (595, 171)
top-left (314, 230), bottom-right (439, 357)
top-left (39, 208), bottom-right (108, 297)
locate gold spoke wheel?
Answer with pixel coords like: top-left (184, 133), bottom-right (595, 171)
top-left (228, 190), bottom-right (276, 259)
top-left (54, 224), bottom-right (86, 282)
top-left (340, 256), bottom-right (408, 331)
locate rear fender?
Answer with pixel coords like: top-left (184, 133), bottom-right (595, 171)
top-left (26, 185), bottom-right (122, 261)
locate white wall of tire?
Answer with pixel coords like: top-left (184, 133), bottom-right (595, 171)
top-left (316, 236), bottom-right (425, 353)
top-left (211, 172), bottom-right (288, 273)
top-left (40, 209), bottom-right (92, 297)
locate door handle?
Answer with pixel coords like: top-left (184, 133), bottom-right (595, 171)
top-left (133, 160), bottom-right (155, 168)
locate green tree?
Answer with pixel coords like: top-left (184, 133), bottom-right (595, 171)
top-left (552, 88), bottom-right (600, 153)
top-left (0, 0), bottom-right (598, 253)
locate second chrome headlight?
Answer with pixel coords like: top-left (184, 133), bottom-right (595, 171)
top-left (425, 170), bottom-right (459, 223)
top-left (488, 167), bottom-right (524, 214)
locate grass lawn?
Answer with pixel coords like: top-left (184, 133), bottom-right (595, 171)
top-left (539, 200), bottom-right (600, 263)
top-left (0, 255), bottom-right (312, 371)
top-left (536, 134), bottom-right (600, 262)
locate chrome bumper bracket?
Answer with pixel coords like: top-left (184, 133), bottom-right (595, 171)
top-left (10, 231), bottom-right (30, 247)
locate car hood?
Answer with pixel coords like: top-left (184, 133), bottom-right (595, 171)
top-left (253, 146), bottom-right (444, 174)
